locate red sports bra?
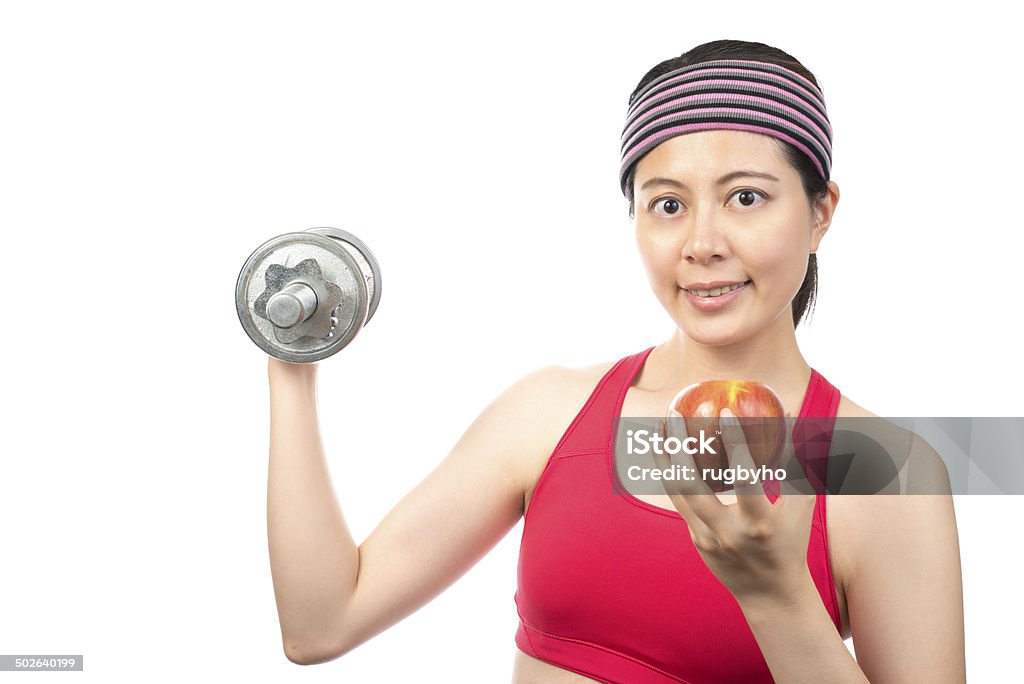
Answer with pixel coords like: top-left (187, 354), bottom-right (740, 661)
top-left (514, 347), bottom-right (842, 683)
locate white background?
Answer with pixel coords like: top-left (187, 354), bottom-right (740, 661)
top-left (1, 1), bottom-right (1020, 681)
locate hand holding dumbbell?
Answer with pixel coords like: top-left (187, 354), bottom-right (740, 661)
top-left (235, 227), bottom-right (381, 363)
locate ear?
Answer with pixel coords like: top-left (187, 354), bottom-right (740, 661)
top-left (810, 181), bottom-right (840, 253)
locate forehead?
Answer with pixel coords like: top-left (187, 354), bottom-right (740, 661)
top-left (634, 130), bottom-right (792, 184)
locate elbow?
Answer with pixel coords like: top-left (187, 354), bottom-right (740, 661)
top-left (280, 597), bottom-right (360, 664)
top-left (284, 640), bottom-right (314, 666)
top-left (283, 631), bottom-right (353, 666)
top-left (283, 639), bottom-right (318, 666)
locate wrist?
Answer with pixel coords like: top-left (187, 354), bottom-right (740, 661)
top-left (268, 356), bottom-right (319, 385)
top-left (734, 569), bottom-right (819, 620)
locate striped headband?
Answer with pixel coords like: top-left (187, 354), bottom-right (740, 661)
top-left (619, 59), bottom-right (832, 199)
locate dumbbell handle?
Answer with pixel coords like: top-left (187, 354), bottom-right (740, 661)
top-left (266, 281), bottom-right (318, 329)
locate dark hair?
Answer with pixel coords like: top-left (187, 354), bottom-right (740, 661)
top-left (625, 40), bottom-right (829, 327)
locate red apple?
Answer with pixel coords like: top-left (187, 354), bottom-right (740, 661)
top-left (668, 380), bottom-right (786, 491)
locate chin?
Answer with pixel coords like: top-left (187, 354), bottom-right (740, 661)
top-left (687, 330), bottom-right (747, 347)
top-left (675, 320), bottom-right (749, 347)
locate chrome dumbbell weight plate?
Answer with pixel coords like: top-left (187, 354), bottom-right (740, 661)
top-left (236, 230), bottom-right (379, 363)
top-left (307, 227), bottom-right (382, 325)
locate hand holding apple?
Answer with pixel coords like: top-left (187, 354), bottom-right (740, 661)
top-left (654, 385), bottom-right (818, 612)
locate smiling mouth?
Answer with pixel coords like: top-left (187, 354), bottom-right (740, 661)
top-left (684, 280), bottom-right (752, 297)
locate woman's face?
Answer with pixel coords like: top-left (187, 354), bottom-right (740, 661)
top-left (633, 129), bottom-right (830, 347)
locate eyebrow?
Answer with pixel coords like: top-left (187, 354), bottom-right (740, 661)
top-left (639, 170), bottom-right (781, 192)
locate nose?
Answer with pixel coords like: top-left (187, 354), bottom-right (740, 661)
top-left (681, 202), bottom-right (728, 264)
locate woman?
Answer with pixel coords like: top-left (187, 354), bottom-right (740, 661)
top-left (266, 40), bottom-right (966, 682)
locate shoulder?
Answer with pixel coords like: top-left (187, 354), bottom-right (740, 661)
top-left (487, 359), bottom-right (619, 507)
top-left (826, 397), bottom-right (956, 632)
top-left (483, 359), bottom-right (616, 432)
top-left (498, 358), bottom-right (619, 444)
top-left (498, 359), bottom-right (614, 405)
top-left (836, 394), bottom-right (877, 418)
top-left (835, 394), bottom-right (950, 491)
top-left (449, 359), bottom-right (618, 459)
top-left (828, 393), bottom-right (955, 587)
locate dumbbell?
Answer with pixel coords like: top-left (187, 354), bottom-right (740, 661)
top-left (235, 227), bottom-right (381, 363)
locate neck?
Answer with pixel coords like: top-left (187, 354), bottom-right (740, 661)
top-left (649, 315), bottom-right (813, 409)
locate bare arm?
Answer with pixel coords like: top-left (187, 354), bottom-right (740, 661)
top-left (841, 436), bottom-right (965, 682)
top-left (743, 434), bottom-right (965, 683)
top-left (267, 359), bottom-right (356, 664)
top-left (266, 357), bottom-right (579, 665)
top-left (738, 571), bottom-right (870, 683)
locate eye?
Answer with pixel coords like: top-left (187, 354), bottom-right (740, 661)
top-left (729, 189), bottom-right (767, 208)
top-left (651, 197), bottom-right (684, 217)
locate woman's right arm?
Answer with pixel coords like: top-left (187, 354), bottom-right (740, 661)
top-left (267, 358), bottom-right (354, 664)
top-left (266, 356), bottom-right (581, 665)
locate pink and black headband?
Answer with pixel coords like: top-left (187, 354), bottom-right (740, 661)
top-left (619, 59), bottom-right (832, 199)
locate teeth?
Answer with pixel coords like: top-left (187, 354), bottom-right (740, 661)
top-left (688, 281), bottom-right (747, 297)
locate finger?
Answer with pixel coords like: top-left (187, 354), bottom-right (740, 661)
top-left (783, 411), bottom-right (801, 472)
top-left (662, 413), bottom-right (728, 529)
top-left (666, 492), bottom-right (721, 541)
top-left (650, 419), bottom-right (680, 491)
top-left (649, 421), bottom-right (717, 536)
top-left (781, 411), bottom-right (824, 495)
top-left (719, 408), bottom-right (773, 517)
top-left (770, 411), bottom-right (796, 495)
top-left (765, 410), bottom-right (796, 497)
top-left (785, 411), bottom-right (796, 456)
top-left (775, 412), bottom-right (817, 504)
top-left (774, 486), bottom-right (818, 525)
top-left (659, 416), bottom-right (709, 497)
top-left (651, 418), bottom-right (705, 519)
top-left (754, 410), bottom-right (790, 499)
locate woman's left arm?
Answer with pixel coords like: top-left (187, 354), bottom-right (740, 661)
top-left (743, 433), bottom-right (965, 683)
top-left (661, 417), bottom-right (965, 683)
